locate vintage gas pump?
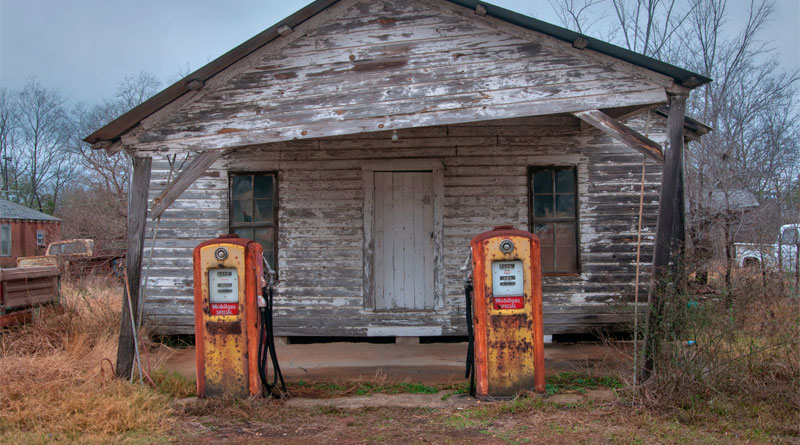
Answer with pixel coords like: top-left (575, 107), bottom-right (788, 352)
top-left (465, 225), bottom-right (545, 399)
top-left (193, 234), bottom-right (285, 398)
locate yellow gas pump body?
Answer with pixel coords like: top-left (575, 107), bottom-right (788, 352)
top-left (193, 234), bottom-right (263, 398)
top-left (471, 225), bottom-right (545, 398)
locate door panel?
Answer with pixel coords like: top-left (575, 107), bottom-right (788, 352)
top-left (373, 171), bottom-right (434, 310)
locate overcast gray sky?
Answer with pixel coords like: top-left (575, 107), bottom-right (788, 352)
top-left (1, 0), bottom-right (798, 105)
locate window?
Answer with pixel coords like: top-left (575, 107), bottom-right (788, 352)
top-left (37, 230), bottom-right (45, 247)
top-left (530, 166), bottom-right (579, 273)
top-left (0, 224), bottom-right (10, 257)
top-left (229, 173), bottom-right (278, 270)
top-left (780, 226), bottom-right (798, 245)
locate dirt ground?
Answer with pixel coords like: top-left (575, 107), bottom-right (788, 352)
top-left (156, 342), bottom-right (796, 444)
top-left (167, 390), bottom-right (790, 444)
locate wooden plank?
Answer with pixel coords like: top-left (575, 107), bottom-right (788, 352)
top-left (150, 151), bottom-right (224, 219)
top-left (432, 167), bottom-right (445, 309)
top-left (116, 155), bottom-right (152, 378)
top-left (381, 172), bottom-right (394, 310)
top-left (573, 110), bottom-right (664, 164)
top-left (412, 172), bottom-right (425, 310)
top-left (362, 169), bottom-right (374, 310)
top-left (391, 172), bottom-right (405, 310)
top-left (402, 172), bottom-right (414, 309)
top-left (423, 172), bottom-right (435, 310)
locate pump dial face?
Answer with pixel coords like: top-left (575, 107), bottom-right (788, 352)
top-left (499, 239), bottom-right (515, 254)
top-left (214, 247), bottom-right (228, 260)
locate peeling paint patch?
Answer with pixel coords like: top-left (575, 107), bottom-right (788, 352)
top-left (216, 128), bottom-right (244, 134)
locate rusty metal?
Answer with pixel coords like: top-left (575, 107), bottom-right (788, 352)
top-left (17, 239), bottom-right (124, 276)
top-left (193, 234), bottom-right (263, 398)
top-left (470, 226), bottom-right (545, 398)
top-left (0, 266), bottom-right (60, 328)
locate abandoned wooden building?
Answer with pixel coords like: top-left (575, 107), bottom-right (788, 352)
top-left (86, 0), bottom-right (710, 339)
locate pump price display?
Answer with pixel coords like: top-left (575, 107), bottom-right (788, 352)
top-left (491, 260), bottom-right (524, 309)
top-left (208, 268), bottom-right (239, 315)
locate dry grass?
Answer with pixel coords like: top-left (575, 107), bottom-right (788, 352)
top-left (634, 268), bottom-right (800, 439)
top-left (0, 276), bottom-right (174, 444)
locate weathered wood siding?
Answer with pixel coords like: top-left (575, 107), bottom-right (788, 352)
top-left (141, 113), bottom-right (665, 335)
top-left (125, 0), bottom-right (670, 154)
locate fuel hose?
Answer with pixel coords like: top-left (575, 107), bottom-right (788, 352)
top-left (464, 281), bottom-right (475, 397)
top-left (258, 264), bottom-right (287, 398)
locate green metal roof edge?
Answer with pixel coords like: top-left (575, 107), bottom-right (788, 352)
top-left (446, 0), bottom-right (711, 87)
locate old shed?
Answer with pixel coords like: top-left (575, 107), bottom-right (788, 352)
top-left (86, 0), bottom-right (709, 346)
top-left (0, 198), bottom-right (62, 269)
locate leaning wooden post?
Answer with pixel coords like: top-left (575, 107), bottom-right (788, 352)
top-left (116, 155), bottom-right (152, 378)
top-left (641, 90), bottom-right (688, 382)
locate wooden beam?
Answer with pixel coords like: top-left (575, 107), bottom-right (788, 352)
top-left (150, 150), bottom-right (224, 220)
top-left (116, 155), bottom-right (152, 378)
top-left (573, 110), bottom-right (664, 163)
top-left (641, 92), bottom-right (687, 382)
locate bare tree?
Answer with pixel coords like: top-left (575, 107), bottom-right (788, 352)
top-left (548, 0), bottom-right (606, 34)
top-left (548, 0), bottom-right (699, 58)
top-left (0, 88), bottom-right (20, 200)
top-left (7, 79), bottom-right (76, 212)
top-left (60, 72), bottom-right (161, 247)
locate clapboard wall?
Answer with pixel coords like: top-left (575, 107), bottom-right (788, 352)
top-left (142, 113), bottom-right (665, 335)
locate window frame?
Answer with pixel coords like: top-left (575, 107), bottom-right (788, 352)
top-left (228, 172), bottom-right (279, 272)
top-left (528, 165), bottom-right (581, 275)
top-left (0, 224), bottom-right (10, 257)
top-left (37, 230), bottom-right (45, 247)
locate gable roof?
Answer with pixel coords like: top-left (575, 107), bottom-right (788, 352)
top-left (0, 198), bottom-right (61, 222)
top-left (85, 0), bottom-right (710, 147)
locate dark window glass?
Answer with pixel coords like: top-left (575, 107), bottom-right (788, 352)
top-left (0, 225), bottom-right (10, 256)
top-left (530, 166), bottom-right (579, 273)
top-left (230, 173), bottom-right (278, 271)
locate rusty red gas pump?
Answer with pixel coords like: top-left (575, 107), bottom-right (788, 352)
top-left (464, 225), bottom-right (545, 399)
top-left (193, 234), bottom-right (285, 398)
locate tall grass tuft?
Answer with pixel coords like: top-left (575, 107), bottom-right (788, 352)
top-left (636, 265), bottom-right (800, 436)
top-left (0, 276), bottom-right (173, 443)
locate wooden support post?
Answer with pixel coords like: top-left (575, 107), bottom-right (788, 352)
top-left (116, 155), bottom-right (152, 378)
top-left (641, 92), bottom-right (687, 382)
top-left (573, 110), bottom-right (664, 163)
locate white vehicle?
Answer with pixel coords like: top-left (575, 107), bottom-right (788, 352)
top-left (735, 224), bottom-right (800, 271)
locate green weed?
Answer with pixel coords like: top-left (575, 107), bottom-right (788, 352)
top-left (151, 369), bottom-right (196, 398)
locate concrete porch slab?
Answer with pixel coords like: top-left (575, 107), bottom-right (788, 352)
top-left (160, 341), bottom-right (629, 383)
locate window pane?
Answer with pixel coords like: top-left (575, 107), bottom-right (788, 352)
top-left (255, 227), bottom-right (275, 266)
top-left (232, 227), bottom-right (253, 241)
top-left (555, 247), bottom-right (577, 271)
top-left (555, 224), bottom-right (575, 247)
top-left (533, 223), bottom-right (554, 248)
top-left (555, 194), bottom-right (575, 217)
top-left (62, 242), bottom-right (86, 254)
top-left (254, 175), bottom-right (274, 199)
top-left (781, 227), bottom-right (798, 245)
top-left (255, 199), bottom-right (274, 221)
top-left (232, 199), bottom-right (253, 223)
top-left (555, 169), bottom-right (574, 193)
top-left (534, 195), bottom-right (553, 218)
top-left (532, 170), bottom-right (552, 194)
top-left (540, 247), bottom-right (554, 271)
top-left (0, 226), bottom-right (9, 256)
top-left (232, 175), bottom-right (253, 200)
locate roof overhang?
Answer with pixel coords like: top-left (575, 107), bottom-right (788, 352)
top-left (84, 0), bottom-right (711, 149)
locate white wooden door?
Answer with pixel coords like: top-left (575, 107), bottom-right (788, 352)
top-left (373, 171), bottom-right (435, 310)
